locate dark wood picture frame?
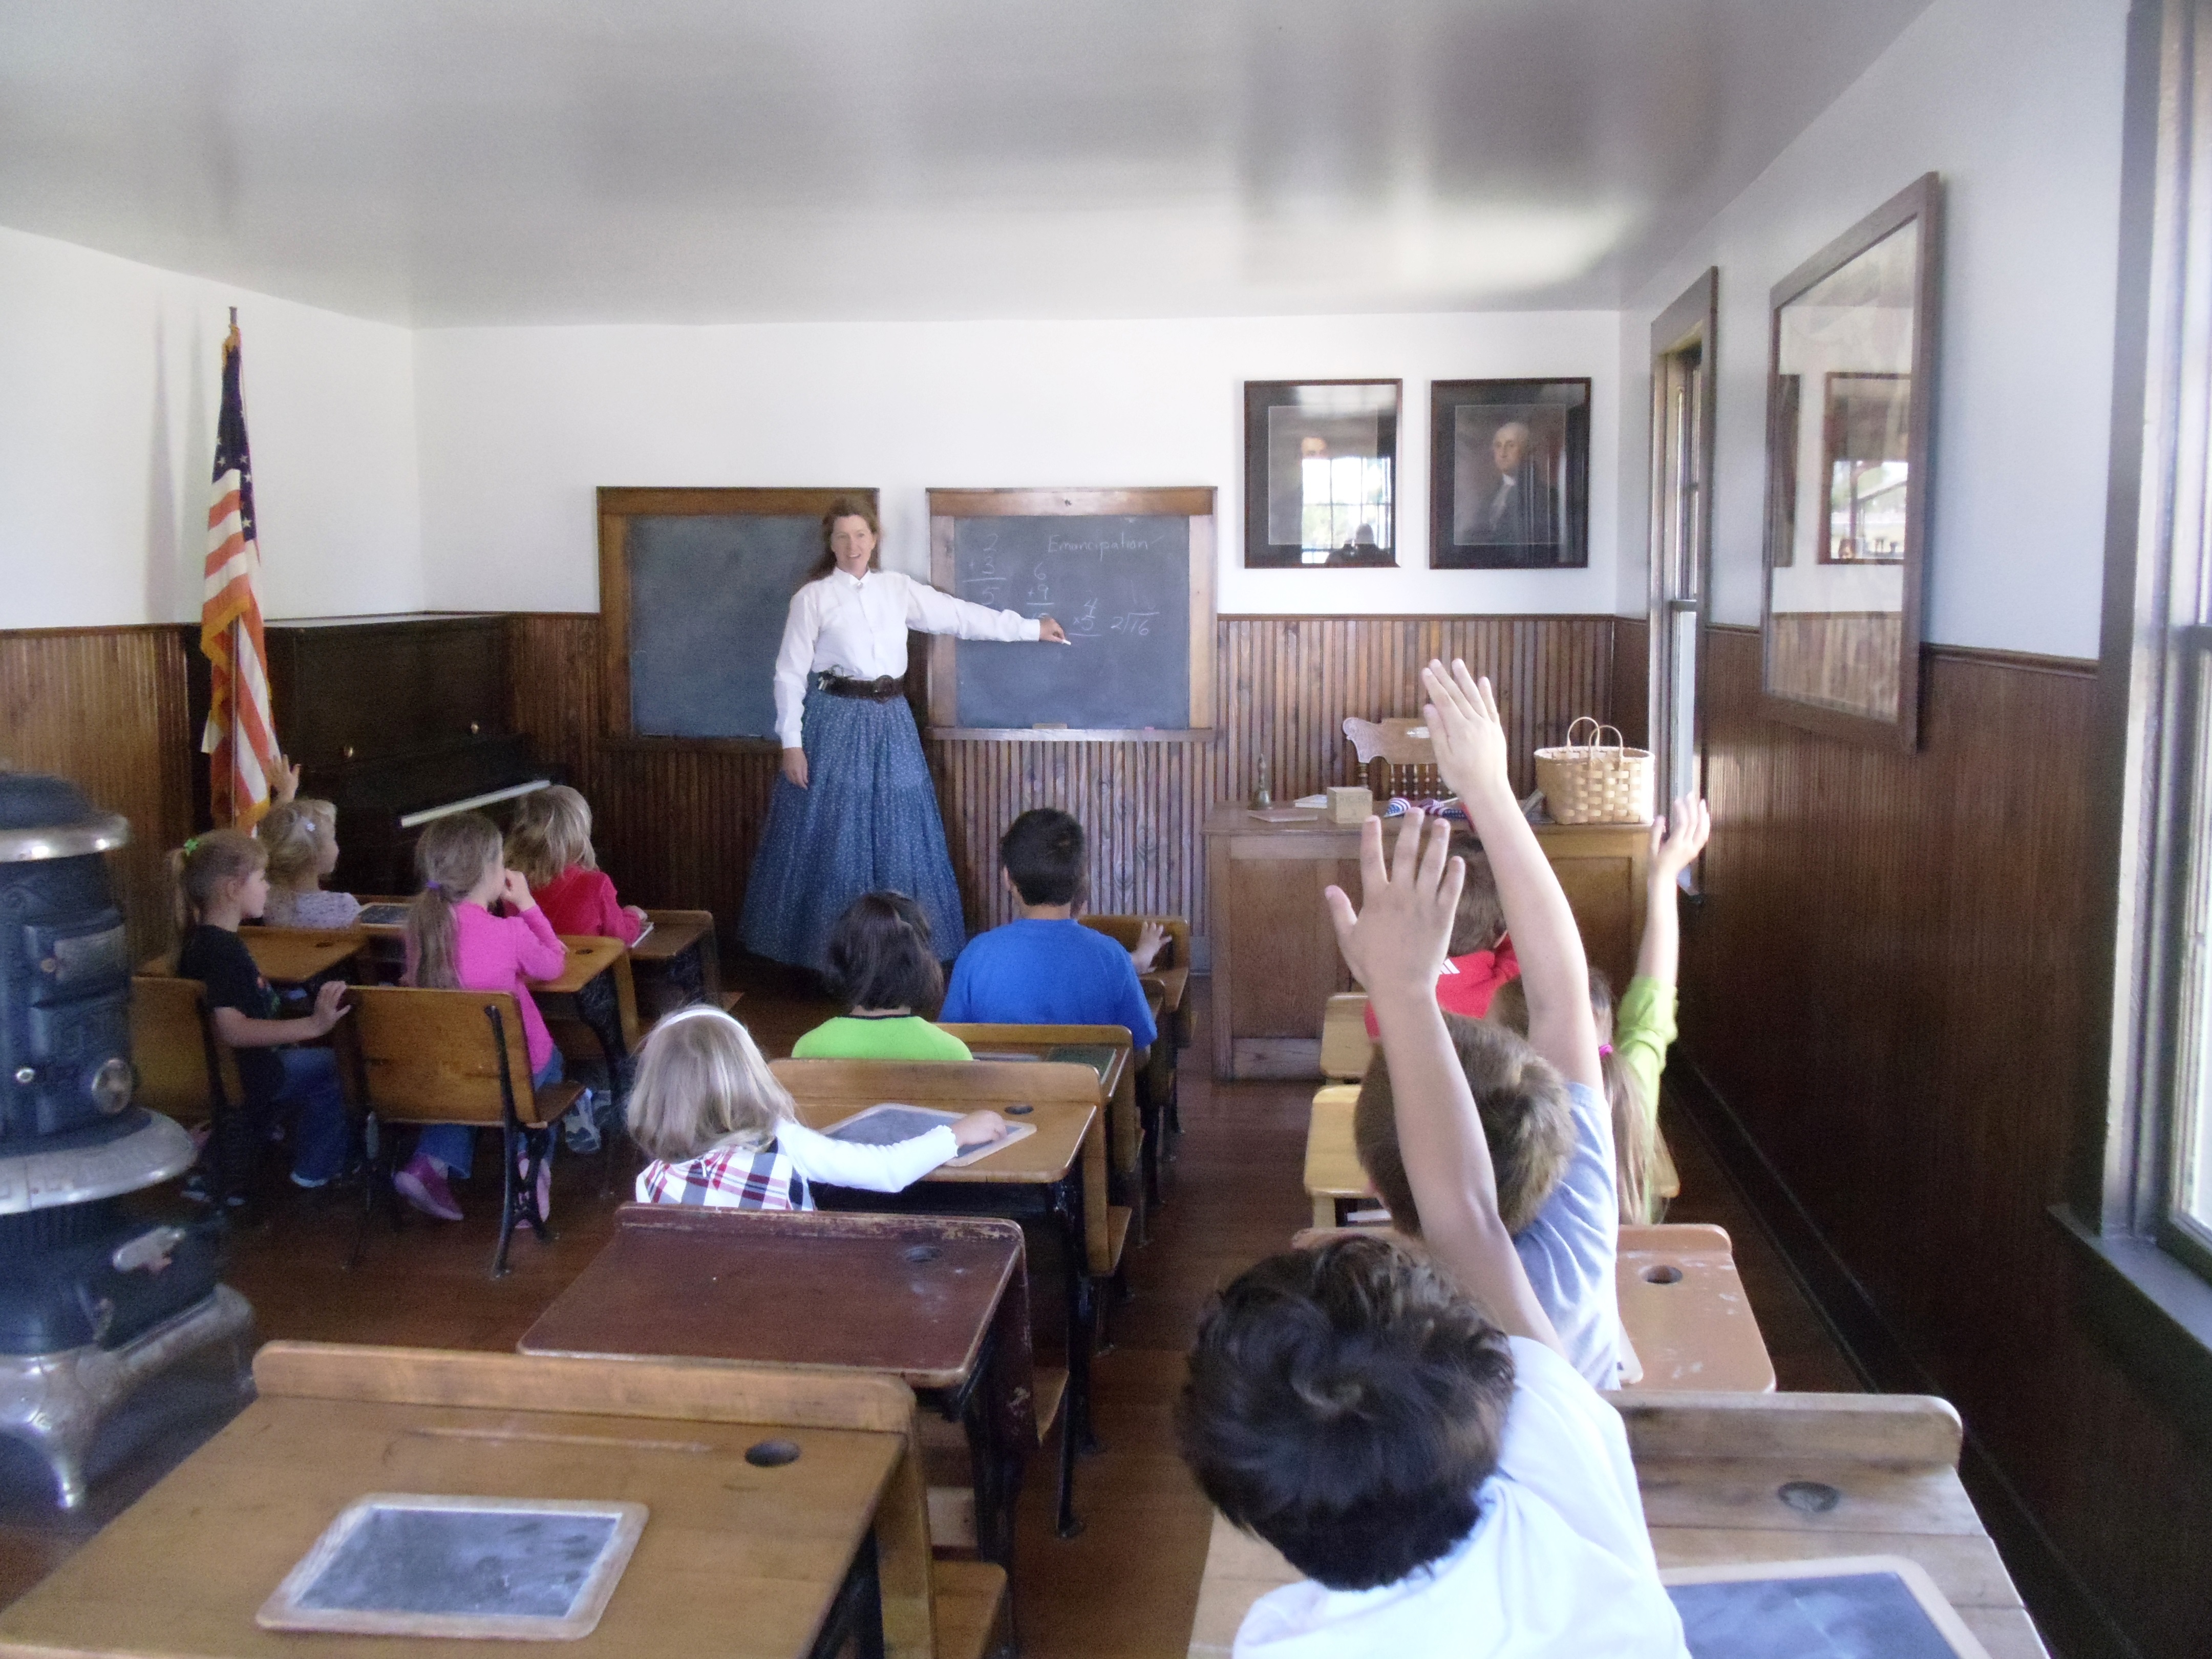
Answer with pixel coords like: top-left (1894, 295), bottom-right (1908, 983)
top-left (1757, 172), bottom-right (1941, 751)
top-left (926, 486), bottom-right (1216, 738)
top-left (1429, 378), bottom-right (1592, 569)
top-left (1242, 380), bottom-right (1400, 568)
top-left (595, 485), bottom-right (877, 748)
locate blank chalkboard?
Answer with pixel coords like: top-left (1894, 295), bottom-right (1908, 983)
top-left (598, 488), bottom-right (878, 744)
top-left (928, 488), bottom-right (1217, 734)
top-left (259, 1493), bottom-right (647, 1640)
top-left (1663, 1557), bottom-right (1988, 1659)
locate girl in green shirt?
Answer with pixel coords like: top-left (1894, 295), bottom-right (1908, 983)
top-left (792, 891), bottom-right (974, 1062)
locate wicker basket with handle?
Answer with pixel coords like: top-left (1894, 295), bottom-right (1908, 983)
top-left (1534, 717), bottom-right (1655, 825)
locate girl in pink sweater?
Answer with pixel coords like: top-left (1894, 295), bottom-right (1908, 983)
top-left (397, 812), bottom-right (569, 1222)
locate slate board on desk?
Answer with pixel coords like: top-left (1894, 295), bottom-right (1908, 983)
top-left (949, 515), bottom-right (1190, 730)
top-left (258, 1493), bottom-right (647, 1641)
top-left (627, 513), bottom-right (822, 740)
top-left (1663, 1556), bottom-right (1991, 1659)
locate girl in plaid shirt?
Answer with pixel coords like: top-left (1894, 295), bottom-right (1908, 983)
top-left (628, 1007), bottom-right (1006, 1209)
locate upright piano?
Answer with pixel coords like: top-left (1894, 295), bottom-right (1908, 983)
top-left (183, 613), bottom-right (555, 892)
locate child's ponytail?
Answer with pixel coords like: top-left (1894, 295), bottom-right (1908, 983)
top-left (406, 812), bottom-right (503, 990)
top-left (171, 830), bottom-right (265, 933)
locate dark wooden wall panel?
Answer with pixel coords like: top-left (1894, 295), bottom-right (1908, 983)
top-left (1681, 624), bottom-right (2212, 1659)
top-left (1611, 615), bottom-right (1650, 748)
top-left (0, 627), bottom-right (194, 960)
top-left (509, 613), bottom-right (1617, 942)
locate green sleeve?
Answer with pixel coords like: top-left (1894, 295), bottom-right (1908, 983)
top-left (1612, 974), bottom-right (1677, 1116)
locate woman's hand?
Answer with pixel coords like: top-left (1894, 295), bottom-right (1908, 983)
top-left (1037, 618), bottom-right (1071, 644)
top-left (500, 869), bottom-right (536, 911)
top-left (951, 1110), bottom-right (1009, 1148)
top-left (307, 979), bottom-right (349, 1036)
top-left (781, 747), bottom-right (810, 789)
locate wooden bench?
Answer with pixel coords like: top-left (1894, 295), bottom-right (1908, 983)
top-left (771, 1057), bottom-right (1111, 1540)
top-left (1615, 1223), bottom-right (1775, 1393)
top-left (1318, 992), bottom-right (1373, 1082)
top-left (1301, 1083), bottom-right (1373, 1231)
top-left (340, 985), bottom-right (586, 1278)
top-left (1189, 1391), bottom-right (2047, 1658)
top-left (129, 974), bottom-right (241, 1195)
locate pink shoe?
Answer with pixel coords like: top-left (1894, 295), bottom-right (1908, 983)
top-left (395, 1154), bottom-right (464, 1222)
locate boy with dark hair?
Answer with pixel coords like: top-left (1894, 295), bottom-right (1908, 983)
top-left (1178, 661), bottom-right (1683, 1656)
top-left (940, 807), bottom-right (1158, 1047)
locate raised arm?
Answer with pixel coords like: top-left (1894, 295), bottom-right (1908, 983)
top-left (1325, 811), bottom-right (1565, 1355)
top-left (900, 574), bottom-right (1068, 643)
top-left (1635, 795), bottom-right (1711, 990)
top-left (1420, 660), bottom-right (1601, 1092)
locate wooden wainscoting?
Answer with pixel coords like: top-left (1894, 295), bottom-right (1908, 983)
top-left (0, 626), bottom-right (195, 960)
top-left (1677, 624), bottom-right (2212, 1659)
top-left (1611, 615), bottom-right (1650, 747)
top-left (509, 613), bottom-right (1618, 942)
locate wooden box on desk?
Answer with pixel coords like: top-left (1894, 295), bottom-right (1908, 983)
top-left (1201, 804), bottom-right (1648, 1080)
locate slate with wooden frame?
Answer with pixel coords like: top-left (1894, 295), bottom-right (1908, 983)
top-left (1758, 173), bottom-right (1942, 750)
top-left (595, 486), bottom-right (878, 748)
top-left (925, 487), bottom-right (1216, 739)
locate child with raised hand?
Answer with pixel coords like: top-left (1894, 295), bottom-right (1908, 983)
top-left (256, 799), bottom-right (363, 929)
top-left (1176, 809), bottom-right (1686, 1655)
top-left (1358, 660), bottom-right (1627, 1389)
top-left (1614, 798), bottom-right (1709, 1222)
top-left (396, 812), bottom-right (570, 1222)
top-left (505, 785), bottom-right (647, 944)
top-left (792, 891), bottom-right (974, 1061)
top-left (172, 831), bottom-right (352, 1197)
top-left (629, 1007), bottom-right (1005, 1209)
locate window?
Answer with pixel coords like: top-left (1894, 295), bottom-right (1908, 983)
top-left (1647, 270), bottom-right (1718, 834)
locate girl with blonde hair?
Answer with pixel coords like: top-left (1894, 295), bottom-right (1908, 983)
top-left (629, 1007), bottom-right (1004, 1210)
top-left (505, 785), bottom-right (646, 943)
top-left (256, 799), bottom-right (361, 929)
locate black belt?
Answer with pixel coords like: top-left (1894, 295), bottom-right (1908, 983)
top-left (819, 672), bottom-right (903, 702)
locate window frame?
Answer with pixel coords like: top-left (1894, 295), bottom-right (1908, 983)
top-left (1647, 268), bottom-right (1720, 875)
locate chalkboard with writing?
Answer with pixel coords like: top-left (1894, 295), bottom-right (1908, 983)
top-left (928, 489), bottom-right (1216, 734)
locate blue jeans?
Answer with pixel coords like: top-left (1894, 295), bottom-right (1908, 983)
top-left (276, 1048), bottom-right (351, 1185)
top-left (417, 1050), bottom-right (563, 1178)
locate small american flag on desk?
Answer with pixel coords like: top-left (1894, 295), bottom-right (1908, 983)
top-left (199, 310), bottom-right (280, 829)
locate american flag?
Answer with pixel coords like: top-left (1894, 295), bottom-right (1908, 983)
top-left (199, 313), bottom-right (279, 828)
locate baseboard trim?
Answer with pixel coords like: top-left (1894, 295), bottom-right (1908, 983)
top-left (1669, 1056), bottom-right (2146, 1659)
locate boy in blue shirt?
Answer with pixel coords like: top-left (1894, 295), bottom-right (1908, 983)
top-left (941, 809), bottom-right (1158, 1049)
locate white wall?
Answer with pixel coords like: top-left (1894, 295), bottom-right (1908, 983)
top-left (1616, 0), bottom-right (2130, 658)
top-left (0, 224), bottom-right (423, 629)
top-left (413, 311), bottom-right (1623, 616)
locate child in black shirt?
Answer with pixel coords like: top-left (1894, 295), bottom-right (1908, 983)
top-left (173, 830), bottom-right (350, 1192)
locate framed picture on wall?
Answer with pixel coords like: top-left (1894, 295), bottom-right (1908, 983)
top-left (1428, 379), bottom-right (1591, 569)
top-left (1242, 379), bottom-right (1400, 567)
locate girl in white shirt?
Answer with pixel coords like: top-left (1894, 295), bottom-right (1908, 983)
top-left (628, 1006), bottom-right (1007, 1209)
top-left (740, 496), bottom-right (1069, 969)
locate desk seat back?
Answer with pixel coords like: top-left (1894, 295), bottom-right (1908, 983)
top-left (129, 974), bottom-right (241, 1124)
top-left (1078, 914), bottom-right (1192, 971)
top-left (770, 1057), bottom-right (1104, 1111)
top-left (345, 984), bottom-right (561, 1126)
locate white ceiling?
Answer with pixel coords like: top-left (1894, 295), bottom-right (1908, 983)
top-left (0, 0), bottom-right (1936, 327)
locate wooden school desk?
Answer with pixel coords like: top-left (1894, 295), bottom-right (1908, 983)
top-left (238, 928), bottom-right (366, 987)
top-left (1616, 1223), bottom-right (1775, 1394)
top-left (1301, 1084), bottom-right (1371, 1230)
top-left (941, 1024), bottom-right (1141, 1245)
top-left (1188, 1392), bottom-right (2048, 1659)
top-left (772, 1059), bottom-right (1107, 1540)
top-left (520, 1206), bottom-right (1042, 1593)
top-left (0, 1343), bottom-right (923, 1659)
top-left (1202, 805), bottom-right (1648, 1079)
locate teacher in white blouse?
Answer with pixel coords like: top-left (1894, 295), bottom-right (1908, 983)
top-left (739, 497), bottom-right (1070, 970)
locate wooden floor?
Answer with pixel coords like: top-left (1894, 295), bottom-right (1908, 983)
top-left (0, 974), bottom-right (1856, 1655)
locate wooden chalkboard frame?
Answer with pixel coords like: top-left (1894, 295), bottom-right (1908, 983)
top-left (596, 486), bottom-right (878, 747)
top-left (925, 486), bottom-right (1217, 738)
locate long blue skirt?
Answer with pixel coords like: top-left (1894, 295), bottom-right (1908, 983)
top-left (739, 687), bottom-right (969, 969)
